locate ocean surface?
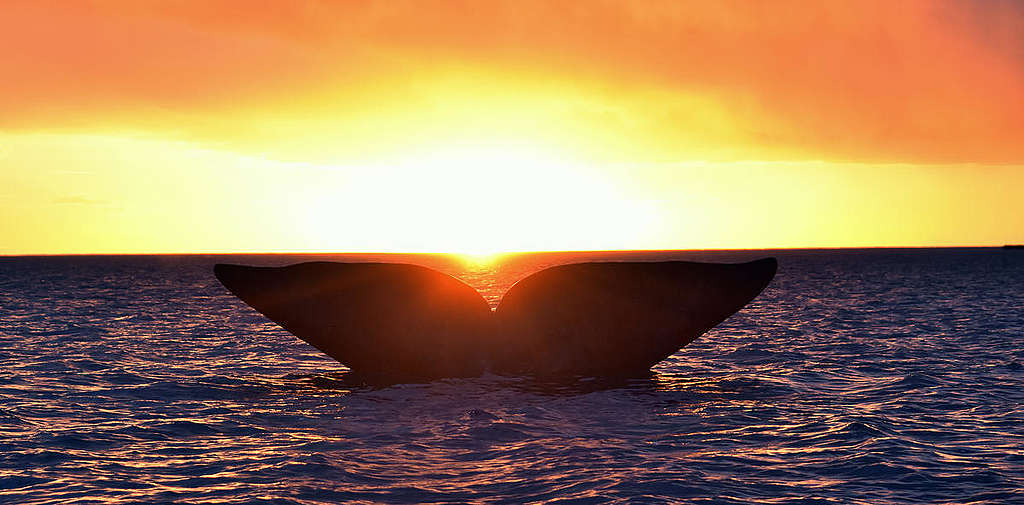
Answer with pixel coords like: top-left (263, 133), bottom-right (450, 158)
top-left (1, 248), bottom-right (1022, 504)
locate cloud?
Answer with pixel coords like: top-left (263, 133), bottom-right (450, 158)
top-left (1, 1), bottom-right (1021, 163)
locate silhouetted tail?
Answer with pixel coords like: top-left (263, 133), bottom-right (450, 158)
top-left (491, 258), bottom-right (777, 376)
top-left (215, 262), bottom-right (492, 381)
top-left (214, 258), bottom-right (777, 380)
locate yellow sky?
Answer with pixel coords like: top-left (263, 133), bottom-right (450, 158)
top-left (2, 1), bottom-right (1022, 254)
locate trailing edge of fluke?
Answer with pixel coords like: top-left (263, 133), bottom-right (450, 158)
top-left (214, 259), bottom-right (777, 382)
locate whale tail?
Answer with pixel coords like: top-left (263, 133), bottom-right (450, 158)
top-left (491, 258), bottom-right (777, 376)
top-left (214, 258), bottom-right (777, 380)
top-left (214, 262), bottom-right (492, 381)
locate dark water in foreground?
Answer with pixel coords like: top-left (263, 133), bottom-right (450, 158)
top-left (1, 248), bottom-right (1022, 504)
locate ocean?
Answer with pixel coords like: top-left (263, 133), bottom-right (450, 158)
top-left (1, 248), bottom-right (1022, 504)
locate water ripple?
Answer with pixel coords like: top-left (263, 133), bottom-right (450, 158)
top-left (1, 249), bottom-right (1023, 503)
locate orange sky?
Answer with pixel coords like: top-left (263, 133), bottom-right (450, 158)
top-left (2, 1), bottom-right (1022, 254)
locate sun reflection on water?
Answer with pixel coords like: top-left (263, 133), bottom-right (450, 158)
top-left (454, 251), bottom-right (506, 268)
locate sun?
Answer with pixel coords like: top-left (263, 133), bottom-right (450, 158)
top-left (291, 140), bottom-right (661, 254)
top-left (453, 251), bottom-right (506, 268)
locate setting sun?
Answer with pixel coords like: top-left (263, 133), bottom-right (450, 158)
top-left (309, 143), bottom-right (662, 254)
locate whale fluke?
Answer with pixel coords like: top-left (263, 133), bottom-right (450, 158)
top-left (491, 258), bottom-right (777, 376)
top-left (214, 262), bottom-right (491, 381)
top-left (214, 258), bottom-right (777, 381)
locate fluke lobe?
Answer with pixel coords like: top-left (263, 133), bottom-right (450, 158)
top-left (214, 259), bottom-right (777, 382)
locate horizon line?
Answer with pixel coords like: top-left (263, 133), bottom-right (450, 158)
top-left (1, 244), bottom-right (1019, 258)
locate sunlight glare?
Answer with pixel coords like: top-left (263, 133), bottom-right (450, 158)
top-left (296, 141), bottom-right (661, 254)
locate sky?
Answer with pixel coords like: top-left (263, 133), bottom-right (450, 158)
top-left (2, 0), bottom-right (1022, 254)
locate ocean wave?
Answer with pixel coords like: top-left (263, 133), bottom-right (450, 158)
top-left (1, 250), bottom-right (1023, 503)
